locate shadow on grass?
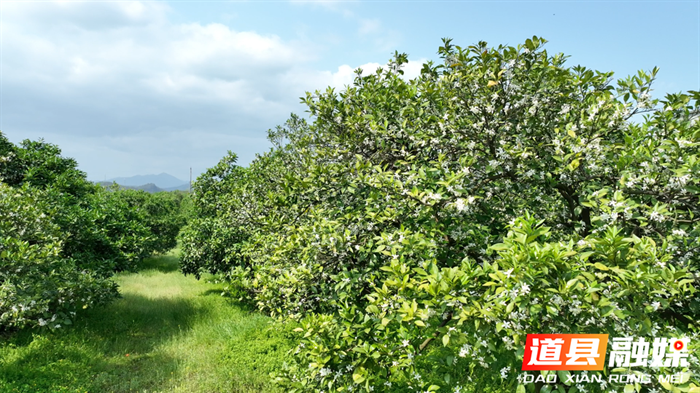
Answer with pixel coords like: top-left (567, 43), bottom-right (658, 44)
top-left (138, 253), bottom-right (181, 273)
top-left (199, 288), bottom-right (259, 313)
top-left (0, 292), bottom-right (210, 393)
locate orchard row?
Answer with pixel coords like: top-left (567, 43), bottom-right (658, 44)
top-left (0, 134), bottom-right (189, 330)
top-left (180, 38), bottom-right (700, 392)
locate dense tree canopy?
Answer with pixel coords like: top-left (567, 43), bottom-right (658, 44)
top-left (185, 36), bottom-right (698, 392)
top-left (0, 182), bottom-right (119, 330)
top-left (0, 132), bottom-right (190, 330)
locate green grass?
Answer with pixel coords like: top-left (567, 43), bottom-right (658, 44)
top-left (0, 249), bottom-right (294, 393)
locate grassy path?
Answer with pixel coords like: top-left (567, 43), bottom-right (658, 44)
top-left (0, 250), bottom-right (292, 393)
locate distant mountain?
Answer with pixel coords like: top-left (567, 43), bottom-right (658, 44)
top-left (163, 183), bottom-right (191, 192)
top-left (136, 183), bottom-right (165, 193)
top-left (106, 173), bottom-right (187, 189)
top-left (96, 182), bottom-right (167, 193)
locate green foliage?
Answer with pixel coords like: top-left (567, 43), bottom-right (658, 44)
top-left (0, 136), bottom-right (93, 199)
top-left (56, 188), bottom-right (153, 274)
top-left (183, 36), bottom-right (700, 392)
top-left (0, 133), bottom-right (146, 274)
top-left (179, 152), bottom-right (253, 279)
top-left (0, 132), bottom-right (190, 331)
top-left (147, 191), bottom-right (190, 253)
top-left (108, 189), bottom-right (189, 258)
top-left (0, 183), bottom-right (118, 330)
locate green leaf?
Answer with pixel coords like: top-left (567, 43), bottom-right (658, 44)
top-left (442, 334), bottom-right (450, 346)
top-left (659, 380), bottom-right (673, 391)
top-left (568, 158), bottom-right (580, 171)
top-left (565, 278), bottom-right (579, 290)
top-left (490, 243), bottom-right (509, 251)
top-left (593, 262), bottom-right (609, 271)
top-left (352, 372), bottom-right (365, 384)
top-left (558, 370), bottom-right (572, 386)
top-left (444, 372), bottom-right (451, 384)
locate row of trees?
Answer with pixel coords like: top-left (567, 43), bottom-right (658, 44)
top-left (181, 37), bottom-right (699, 392)
top-left (0, 133), bottom-right (189, 330)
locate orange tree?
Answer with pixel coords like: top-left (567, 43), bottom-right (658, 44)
top-left (180, 37), bottom-right (699, 392)
top-left (1, 133), bottom-right (186, 330)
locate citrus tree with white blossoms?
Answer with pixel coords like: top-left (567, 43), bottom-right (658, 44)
top-left (0, 133), bottom-right (190, 331)
top-left (0, 182), bottom-right (119, 330)
top-left (181, 37), bottom-right (699, 392)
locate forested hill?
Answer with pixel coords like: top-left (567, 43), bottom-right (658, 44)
top-left (96, 181), bottom-right (190, 193)
top-left (106, 173), bottom-right (187, 188)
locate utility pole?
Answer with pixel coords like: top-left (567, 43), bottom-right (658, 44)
top-left (189, 167), bottom-right (192, 193)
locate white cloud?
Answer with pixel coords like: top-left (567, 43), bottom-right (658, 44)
top-left (290, 0), bottom-right (396, 50)
top-left (356, 17), bottom-right (402, 52)
top-left (358, 18), bottom-right (381, 35)
top-left (321, 59), bottom-right (427, 91)
top-left (2, 2), bottom-right (316, 138)
top-left (1, 1), bottom-right (425, 178)
top-left (4, 1), bottom-right (169, 31)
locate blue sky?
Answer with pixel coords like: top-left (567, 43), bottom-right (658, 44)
top-left (1, 0), bottom-right (698, 182)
